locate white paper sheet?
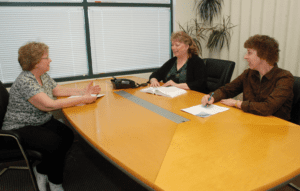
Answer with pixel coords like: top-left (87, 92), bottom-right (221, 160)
top-left (68, 94), bottom-right (105, 106)
top-left (182, 104), bottom-right (229, 117)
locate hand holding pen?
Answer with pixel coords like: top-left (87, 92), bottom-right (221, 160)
top-left (201, 92), bottom-right (214, 107)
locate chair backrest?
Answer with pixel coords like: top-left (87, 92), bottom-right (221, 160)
top-left (203, 58), bottom-right (236, 93)
top-left (0, 81), bottom-right (9, 128)
top-left (290, 76), bottom-right (300, 125)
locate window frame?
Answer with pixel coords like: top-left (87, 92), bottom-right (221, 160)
top-left (0, 0), bottom-right (173, 87)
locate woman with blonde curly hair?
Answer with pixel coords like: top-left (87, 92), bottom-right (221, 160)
top-left (149, 31), bottom-right (208, 93)
top-left (201, 34), bottom-right (294, 121)
top-left (2, 42), bottom-right (101, 191)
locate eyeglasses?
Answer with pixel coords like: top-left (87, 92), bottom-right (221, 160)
top-left (41, 57), bottom-right (50, 60)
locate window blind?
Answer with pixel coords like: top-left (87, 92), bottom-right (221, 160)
top-left (87, 0), bottom-right (170, 3)
top-left (0, 0), bottom-right (82, 2)
top-left (88, 7), bottom-right (171, 74)
top-left (0, 7), bottom-right (88, 83)
top-left (0, 0), bottom-right (169, 3)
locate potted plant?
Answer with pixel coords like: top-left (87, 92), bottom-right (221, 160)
top-left (178, 0), bottom-right (236, 55)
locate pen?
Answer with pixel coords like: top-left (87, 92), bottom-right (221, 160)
top-left (206, 92), bottom-right (214, 107)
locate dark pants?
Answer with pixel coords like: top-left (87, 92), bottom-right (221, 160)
top-left (15, 117), bottom-right (74, 184)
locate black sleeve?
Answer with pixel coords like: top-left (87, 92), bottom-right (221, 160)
top-left (186, 55), bottom-right (208, 93)
top-left (149, 57), bottom-right (177, 83)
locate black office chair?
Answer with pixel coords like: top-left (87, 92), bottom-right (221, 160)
top-left (203, 58), bottom-right (236, 93)
top-left (287, 76), bottom-right (300, 191)
top-left (289, 76), bottom-right (300, 125)
top-left (0, 81), bottom-right (42, 191)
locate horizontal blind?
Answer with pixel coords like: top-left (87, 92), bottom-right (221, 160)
top-left (87, 0), bottom-right (170, 3)
top-left (0, 0), bottom-right (169, 3)
top-left (0, 7), bottom-right (88, 83)
top-left (89, 7), bottom-right (170, 74)
top-left (0, 0), bottom-right (82, 2)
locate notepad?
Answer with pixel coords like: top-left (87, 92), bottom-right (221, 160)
top-left (68, 94), bottom-right (105, 99)
top-left (68, 94), bottom-right (105, 106)
top-left (140, 86), bottom-right (187, 98)
top-left (181, 104), bottom-right (229, 118)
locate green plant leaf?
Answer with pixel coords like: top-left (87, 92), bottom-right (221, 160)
top-left (177, 16), bottom-right (236, 54)
top-left (196, 0), bottom-right (223, 24)
top-left (206, 16), bottom-right (236, 51)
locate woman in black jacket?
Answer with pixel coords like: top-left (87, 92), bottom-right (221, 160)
top-left (149, 31), bottom-right (208, 93)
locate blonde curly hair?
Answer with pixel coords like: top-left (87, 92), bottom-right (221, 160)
top-left (18, 42), bottom-right (49, 71)
top-left (171, 31), bottom-right (199, 58)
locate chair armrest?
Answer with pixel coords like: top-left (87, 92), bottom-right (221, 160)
top-left (0, 129), bottom-right (43, 160)
top-left (0, 129), bottom-right (23, 145)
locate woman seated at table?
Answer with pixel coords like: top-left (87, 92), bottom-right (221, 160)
top-left (149, 31), bottom-right (208, 93)
top-left (2, 42), bottom-right (101, 191)
top-left (201, 34), bottom-right (294, 121)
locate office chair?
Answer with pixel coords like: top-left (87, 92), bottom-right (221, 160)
top-left (203, 58), bottom-right (236, 93)
top-left (289, 76), bottom-right (300, 125)
top-left (0, 81), bottom-right (41, 191)
top-left (287, 76), bottom-right (300, 191)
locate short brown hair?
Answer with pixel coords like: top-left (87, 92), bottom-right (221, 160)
top-left (18, 42), bottom-right (49, 71)
top-left (171, 31), bottom-right (199, 58)
top-left (244, 35), bottom-right (279, 66)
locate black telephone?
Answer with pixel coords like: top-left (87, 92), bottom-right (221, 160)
top-left (111, 77), bottom-right (137, 89)
top-left (111, 76), bottom-right (148, 89)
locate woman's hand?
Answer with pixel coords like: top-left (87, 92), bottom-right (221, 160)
top-left (201, 94), bottom-right (215, 106)
top-left (220, 98), bottom-right (237, 107)
top-left (220, 99), bottom-right (242, 108)
top-left (82, 94), bottom-right (97, 104)
top-left (150, 78), bottom-right (160, 87)
top-left (84, 81), bottom-right (101, 95)
top-left (82, 81), bottom-right (100, 104)
top-left (162, 80), bottom-right (177, 87)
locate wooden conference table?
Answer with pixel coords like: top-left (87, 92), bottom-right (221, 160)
top-left (61, 76), bottom-right (300, 191)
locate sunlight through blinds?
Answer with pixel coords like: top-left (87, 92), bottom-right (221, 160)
top-left (0, 7), bottom-right (88, 83)
top-left (88, 7), bottom-right (171, 74)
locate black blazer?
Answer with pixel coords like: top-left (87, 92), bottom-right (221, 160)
top-left (149, 55), bottom-right (208, 93)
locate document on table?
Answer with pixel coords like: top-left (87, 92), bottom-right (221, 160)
top-left (68, 94), bottom-right (105, 106)
top-left (68, 94), bottom-right (105, 99)
top-left (140, 86), bottom-right (187, 98)
top-left (181, 104), bottom-right (229, 118)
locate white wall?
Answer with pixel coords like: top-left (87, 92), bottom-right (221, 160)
top-left (173, 0), bottom-right (196, 32)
